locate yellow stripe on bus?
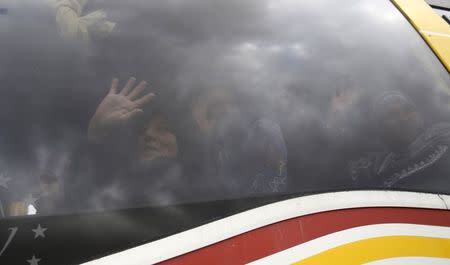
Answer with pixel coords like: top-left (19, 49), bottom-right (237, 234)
top-left (392, 0), bottom-right (450, 72)
top-left (293, 236), bottom-right (450, 265)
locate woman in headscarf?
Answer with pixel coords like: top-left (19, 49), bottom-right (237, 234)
top-left (38, 77), bottom-right (187, 214)
top-left (349, 90), bottom-right (450, 192)
top-left (186, 85), bottom-right (288, 199)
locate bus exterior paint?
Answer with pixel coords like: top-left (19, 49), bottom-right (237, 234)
top-left (83, 191), bottom-right (450, 265)
top-left (392, 0), bottom-right (450, 72)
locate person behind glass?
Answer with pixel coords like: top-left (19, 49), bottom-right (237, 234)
top-left (326, 86), bottom-right (373, 183)
top-left (349, 90), bottom-right (450, 192)
top-left (188, 86), bottom-right (288, 198)
top-left (86, 77), bottom-right (182, 208)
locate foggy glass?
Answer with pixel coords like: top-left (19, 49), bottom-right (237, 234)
top-left (0, 0), bottom-right (449, 219)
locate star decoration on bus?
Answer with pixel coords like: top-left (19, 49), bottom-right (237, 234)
top-left (0, 173), bottom-right (11, 189)
top-left (27, 255), bottom-right (41, 265)
top-left (32, 224), bottom-right (47, 239)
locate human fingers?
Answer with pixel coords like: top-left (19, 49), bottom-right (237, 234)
top-left (109, 78), bottom-right (119, 94)
top-left (133, 93), bottom-right (155, 108)
top-left (119, 77), bottom-right (136, 95)
top-left (128, 80), bottom-right (148, 100)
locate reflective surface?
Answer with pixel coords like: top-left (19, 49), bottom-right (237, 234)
top-left (0, 0), bottom-right (449, 219)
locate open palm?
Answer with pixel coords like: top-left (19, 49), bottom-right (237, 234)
top-left (88, 77), bottom-right (154, 141)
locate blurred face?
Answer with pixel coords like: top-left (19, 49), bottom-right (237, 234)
top-left (328, 88), bottom-right (360, 129)
top-left (192, 88), bottom-right (235, 136)
top-left (138, 114), bottom-right (178, 161)
top-left (331, 88), bottom-right (359, 114)
top-left (379, 103), bottom-right (422, 147)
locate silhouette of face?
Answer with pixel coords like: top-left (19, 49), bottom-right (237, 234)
top-left (192, 88), bottom-right (235, 136)
top-left (138, 114), bottom-right (178, 161)
top-left (328, 88), bottom-right (360, 131)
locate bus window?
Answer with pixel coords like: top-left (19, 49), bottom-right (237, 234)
top-left (0, 0), bottom-right (449, 219)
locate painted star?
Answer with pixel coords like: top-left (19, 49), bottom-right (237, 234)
top-left (24, 194), bottom-right (38, 206)
top-left (0, 173), bottom-right (11, 189)
top-left (32, 224), bottom-right (47, 239)
top-left (27, 255), bottom-right (41, 265)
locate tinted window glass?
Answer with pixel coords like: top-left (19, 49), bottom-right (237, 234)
top-left (0, 0), bottom-right (449, 219)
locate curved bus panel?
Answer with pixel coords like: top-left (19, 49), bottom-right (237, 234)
top-left (84, 191), bottom-right (450, 264)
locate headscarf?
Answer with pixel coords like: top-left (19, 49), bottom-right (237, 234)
top-left (371, 90), bottom-right (416, 124)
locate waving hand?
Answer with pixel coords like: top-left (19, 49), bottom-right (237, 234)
top-left (88, 77), bottom-right (154, 141)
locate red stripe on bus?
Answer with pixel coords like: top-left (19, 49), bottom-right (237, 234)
top-left (160, 207), bottom-right (450, 265)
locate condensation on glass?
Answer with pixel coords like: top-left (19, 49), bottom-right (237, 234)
top-left (0, 0), bottom-right (449, 218)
